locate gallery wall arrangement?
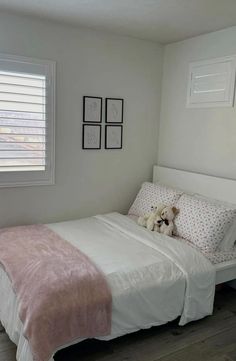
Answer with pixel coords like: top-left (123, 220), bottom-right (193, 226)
top-left (82, 96), bottom-right (123, 150)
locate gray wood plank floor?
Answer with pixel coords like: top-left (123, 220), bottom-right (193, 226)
top-left (1, 286), bottom-right (236, 361)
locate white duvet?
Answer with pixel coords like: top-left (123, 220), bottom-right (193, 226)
top-left (0, 213), bottom-right (216, 361)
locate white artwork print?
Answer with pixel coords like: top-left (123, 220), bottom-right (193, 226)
top-left (106, 99), bottom-right (123, 123)
top-left (83, 125), bottom-right (101, 149)
top-left (84, 97), bottom-right (101, 122)
top-left (106, 126), bottom-right (122, 149)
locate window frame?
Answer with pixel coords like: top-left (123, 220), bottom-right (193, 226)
top-left (0, 53), bottom-right (56, 188)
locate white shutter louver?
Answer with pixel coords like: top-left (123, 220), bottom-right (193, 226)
top-left (0, 54), bottom-right (55, 187)
top-left (0, 71), bottom-right (46, 171)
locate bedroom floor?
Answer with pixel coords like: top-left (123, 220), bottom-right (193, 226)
top-left (1, 286), bottom-right (236, 361)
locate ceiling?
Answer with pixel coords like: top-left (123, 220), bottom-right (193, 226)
top-left (1, 0), bottom-right (236, 44)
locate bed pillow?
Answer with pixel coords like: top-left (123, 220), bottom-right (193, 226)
top-left (218, 220), bottom-right (236, 251)
top-left (174, 194), bottom-right (236, 252)
top-left (193, 194), bottom-right (236, 251)
top-left (128, 182), bottom-right (183, 217)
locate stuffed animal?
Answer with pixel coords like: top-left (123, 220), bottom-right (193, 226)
top-left (138, 204), bottom-right (166, 231)
top-left (153, 212), bottom-right (163, 232)
top-left (154, 206), bottom-right (179, 236)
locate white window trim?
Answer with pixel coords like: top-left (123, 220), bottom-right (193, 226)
top-left (0, 53), bottom-right (56, 188)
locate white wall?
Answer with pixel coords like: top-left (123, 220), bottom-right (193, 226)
top-left (0, 12), bottom-right (163, 227)
top-left (158, 27), bottom-right (236, 180)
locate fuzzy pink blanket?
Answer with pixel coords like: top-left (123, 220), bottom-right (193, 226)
top-left (0, 224), bottom-right (112, 361)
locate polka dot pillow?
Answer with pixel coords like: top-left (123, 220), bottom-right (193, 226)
top-left (174, 194), bottom-right (236, 252)
top-left (128, 182), bottom-right (183, 217)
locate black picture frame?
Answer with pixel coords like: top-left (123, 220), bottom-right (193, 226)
top-left (105, 125), bottom-right (123, 149)
top-left (83, 96), bottom-right (102, 123)
top-left (82, 124), bottom-right (102, 150)
top-left (105, 98), bottom-right (124, 124)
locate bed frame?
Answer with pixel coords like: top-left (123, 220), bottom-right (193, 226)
top-left (153, 165), bottom-right (236, 286)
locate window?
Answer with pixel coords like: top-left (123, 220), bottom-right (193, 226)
top-left (187, 55), bottom-right (236, 108)
top-left (0, 53), bottom-right (55, 187)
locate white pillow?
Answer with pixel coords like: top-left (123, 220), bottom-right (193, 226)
top-left (175, 194), bottom-right (236, 253)
top-left (193, 194), bottom-right (236, 251)
top-left (128, 182), bottom-right (183, 217)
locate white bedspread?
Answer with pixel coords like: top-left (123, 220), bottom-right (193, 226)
top-left (0, 213), bottom-right (215, 361)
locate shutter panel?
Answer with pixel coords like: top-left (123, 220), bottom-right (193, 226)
top-left (0, 54), bottom-right (55, 187)
top-left (0, 70), bottom-right (46, 172)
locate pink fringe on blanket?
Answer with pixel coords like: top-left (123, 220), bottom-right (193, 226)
top-left (0, 224), bottom-right (112, 361)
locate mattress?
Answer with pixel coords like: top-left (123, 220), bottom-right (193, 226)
top-left (0, 212), bottom-right (216, 361)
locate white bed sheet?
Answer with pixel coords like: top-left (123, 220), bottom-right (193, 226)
top-left (0, 213), bottom-right (215, 361)
top-left (128, 215), bottom-right (236, 265)
top-left (174, 236), bottom-right (236, 265)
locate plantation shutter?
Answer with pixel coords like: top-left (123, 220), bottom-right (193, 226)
top-left (0, 70), bottom-right (46, 171)
top-left (0, 54), bottom-right (55, 187)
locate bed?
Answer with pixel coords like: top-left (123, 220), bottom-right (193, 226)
top-left (0, 165), bottom-right (236, 361)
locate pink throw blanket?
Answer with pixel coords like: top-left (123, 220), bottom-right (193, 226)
top-left (0, 224), bottom-right (112, 361)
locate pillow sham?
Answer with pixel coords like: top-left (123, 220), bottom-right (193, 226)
top-left (193, 194), bottom-right (236, 251)
top-left (174, 194), bottom-right (236, 252)
top-left (128, 182), bottom-right (183, 217)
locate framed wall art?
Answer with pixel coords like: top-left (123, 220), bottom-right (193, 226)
top-left (82, 124), bottom-right (101, 149)
top-left (83, 96), bottom-right (102, 123)
top-left (105, 98), bottom-right (123, 123)
top-left (105, 125), bottom-right (123, 149)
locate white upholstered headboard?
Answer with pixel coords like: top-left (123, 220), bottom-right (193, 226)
top-left (153, 166), bottom-right (236, 205)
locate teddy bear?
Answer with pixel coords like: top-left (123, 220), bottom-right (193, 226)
top-left (154, 206), bottom-right (179, 236)
top-left (137, 204), bottom-right (166, 231)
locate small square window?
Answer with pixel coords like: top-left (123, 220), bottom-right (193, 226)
top-left (187, 56), bottom-right (236, 108)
